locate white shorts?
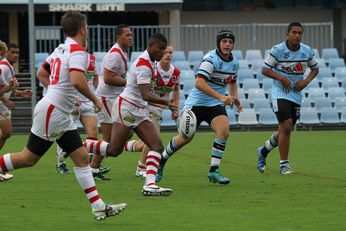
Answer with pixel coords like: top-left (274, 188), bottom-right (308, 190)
top-left (97, 96), bottom-right (116, 124)
top-left (112, 96), bottom-right (151, 128)
top-left (31, 99), bottom-right (77, 141)
top-left (147, 105), bottom-right (162, 127)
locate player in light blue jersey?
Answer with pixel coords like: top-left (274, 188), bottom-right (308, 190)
top-left (156, 30), bottom-right (243, 185)
top-left (257, 22), bottom-right (319, 175)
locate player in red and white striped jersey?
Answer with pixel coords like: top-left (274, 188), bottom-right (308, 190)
top-left (84, 33), bottom-right (178, 196)
top-left (0, 12), bottom-right (125, 220)
top-left (90, 24), bottom-right (132, 180)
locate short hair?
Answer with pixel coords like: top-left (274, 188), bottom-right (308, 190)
top-left (61, 11), bottom-right (87, 37)
top-left (0, 40), bottom-right (7, 57)
top-left (116, 24), bottom-right (130, 38)
top-left (7, 43), bottom-right (18, 50)
top-left (287, 22), bottom-right (303, 32)
top-left (148, 33), bottom-right (167, 46)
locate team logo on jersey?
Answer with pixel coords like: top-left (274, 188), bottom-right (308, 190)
top-left (283, 52), bottom-right (289, 59)
top-left (162, 75), bottom-right (169, 79)
top-left (218, 62), bottom-right (223, 70)
top-left (300, 53), bottom-right (307, 58)
top-left (172, 75), bottom-right (177, 83)
top-left (233, 63), bottom-right (239, 70)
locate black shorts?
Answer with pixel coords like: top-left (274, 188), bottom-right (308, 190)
top-left (191, 105), bottom-right (227, 128)
top-left (272, 99), bottom-right (300, 125)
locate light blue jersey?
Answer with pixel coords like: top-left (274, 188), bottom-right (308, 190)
top-left (185, 49), bottom-right (239, 107)
top-left (263, 41), bottom-right (318, 105)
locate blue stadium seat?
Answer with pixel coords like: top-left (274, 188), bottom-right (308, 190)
top-left (190, 60), bottom-right (201, 74)
top-left (182, 78), bottom-right (195, 97)
top-left (328, 58), bottom-right (345, 71)
top-left (237, 69), bottom-right (254, 85)
top-left (172, 51), bottom-right (186, 62)
top-left (130, 51), bottom-right (141, 63)
top-left (261, 78), bottom-right (273, 94)
top-left (236, 88), bottom-right (246, 100)
top-left (321, 78), bottom-right (339, 91)
top-left (301, 98), bottom-right (312, 109)
top-left (322, 48), bottom-right (339, 60)
top-left (35, 52), bottom-right (49, 69)
top-left (258, 108), bottom-right (278, 125)
top-left (239, 60), bottom-right (250, 69)
top-left (316, 67), bottom-right (332, 82)
top-left (245, 50), bottom-right (263, 62)
top-left (226, 107), bottom-right (237, 126)
top-left (307, 87), bottom-right (326, 100)
top-left (179, 70), bottom-right (195, 82)
top-left (326, 87), bottom-right (345, 101)
top-left (232, 50), bottom-right (243, 60)
top-left (341, 110), bottom-right (346, 123)
top-left (188, 50), bottom-right (204, 63)
top-left (313, 98), bottom-right (333, 113)
top-left (247, 88), bottom-right (266, 103)
top-left (335, 67), bottom-right (346, 82)
top-left (334, 98), bottom-right (346, 113)
top-left (299, 108), bottom-right (320, 125)
top-left (315, 58), bottom-right (326, 68)
top-left (173, 61), bottom-right (191, 70)
top-left (161, 109), bottom-right (177, 127)
top-left (320, 107), bottom-right (340, 124)
top-left (242, 78), bottom-right (260, 94)
top-left (237, 109), bottom-right (258, 126)
top-left (253, 99), bottom-right (271, 115)
top-left (250, 59), bottom-right (264, 71)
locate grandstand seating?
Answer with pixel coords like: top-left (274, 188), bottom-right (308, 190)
top-left (258, 108), bottom-right (278, 125)
top-left (237, 109), bottom-right (258, 125)
top-left (161, 109), bottom-right (177, 127)
top-left (237, 69), bottom-right (254, 84)
top-left (188, 50), bottom-right (204, 62)
top-left (172, 51), bottom-right (186, 62)
top-left (299, 108), bottom-right (320, 125)
top-left (253, 99), bottom-right (271, 114)
top-left (239, 60), bottom-right (250, 69)
top-left (314, 98), bottom-right (333, 113)
top-left (322, 48), bottom-right (339, 60)
top-left (242, 78), bottom-right (260, 94)
top-left (328, 58), bottom-right (345, 70)
top-left (316, 67), bottom-right (333, 82)
top-left (341, 111), bottom-right (346, 123)
top-left (35, 52), bottom-right (49, 69)
top-left (321, 78), bottom-right (339, 91)
top-left (232, 50), bottom-right (243, 60)
top-left (130, 51), bottom-right (141, 62)
top-left (315, 58), bottom-right (326, 68)
top-left (313, 48), bottom-right (320, 59)
top-left (173, 61), bottom-right (191, 70)
top-left (245, 49), bottom-right (263, 63)
top-left (320, 107), bottom-right (340, 124)
top-left (326, 87), bottom-right (345, 101)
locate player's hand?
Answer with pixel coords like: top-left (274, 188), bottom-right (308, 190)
top-left (171, 108), bottom-right (179, 120)
top-left (219, 95), bottom-right (234, 105)
top-left (279, 76), bottom-right (291, 93)
top-left (233, 97), bottom-right (243, 112)
top-left (9, 79), bottom-right (19, 91)
top-left (94, 100), bottom-right (102, 113)
top-left (293, 79), bottom-right (309, 91)
top-left (74, 98), bottom-right (81, 106)
top-left (167, 102), bottom-right (178, 112)
top-left (21, 90), bottom-right (32, 99)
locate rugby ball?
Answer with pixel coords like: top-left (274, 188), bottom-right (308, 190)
top-left (178, 109), bottom-right (197, 139)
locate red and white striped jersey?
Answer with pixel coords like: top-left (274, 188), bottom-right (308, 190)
top-left (96, 43), bottom-right (128, 98)
top-left (0, 58), bottom-right (15, 99)
top-left (43, 37), bottom-right (88, 113)
top-left (151, 62), bottom-right (180, 101)
top-left (120, 50), bottom-right (155, 108)
top-left (78, 53), bottom-right (98, 102)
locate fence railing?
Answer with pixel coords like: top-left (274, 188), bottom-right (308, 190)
top-left (35, 22), bottom-right (334, 55)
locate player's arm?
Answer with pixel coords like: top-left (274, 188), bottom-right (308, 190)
top-left (103, 68), bottom-right (126, 87)
top-left (262, 67), bottom-right (291, 93)
top-left (138, 84), bottom-right (177, 112)
top-left (195, 74), bottom-right (233, 105)
top-left (37, 61), bottom-right (50, 88)
top-left (92, 74), bottom-right (99, 89)
top-left (227, 79), bottom-right (243, 112)
top-left (70, 71), bottom-right (101, 111)
top-left (170, 83), bottom-right (180, 119)
top-left (0, 96), bottom-right (14, 110)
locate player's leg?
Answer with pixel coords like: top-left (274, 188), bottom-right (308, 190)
top-left (57, 129), bottom-right (126, 220)
top-left (134, 120), bottom-right (172, 196)
top-left (0, 118), bottom-right (12, 150)
top-left (0, 132), bottom-right (53, 179)
top-left (208, 110), bottom-right (230, 185)
top-left (257, 131), bottom-right (279, 173)
top-left (0, 118), bottom-right (13, 181)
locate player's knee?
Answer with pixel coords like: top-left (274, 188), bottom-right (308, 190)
top-left (106, 145), bottom-right (123, 157)
top-left (150, 143), bottom-right (164, 153)
top-left (279, 121), bottom-right (292, 135)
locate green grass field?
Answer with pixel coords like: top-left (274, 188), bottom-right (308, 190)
top-left (1, 131), bottom-right (346, 231)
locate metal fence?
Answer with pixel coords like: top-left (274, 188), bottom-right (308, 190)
top-left (36, 22), bottom-right (334, 55)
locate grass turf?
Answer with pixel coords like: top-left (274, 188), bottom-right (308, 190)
top-left (1, 130), bottom-right (346, 231)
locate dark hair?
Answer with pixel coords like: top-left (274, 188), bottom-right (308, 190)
top-left (148, 33), bottom-right (167, 46)
top-left (61, 11), bottom-right (87, 37)
top-left (287, 22), bottom-right (303, 32)
top-left (7, 43), bottom-right (18, 50)
top-left (116, 24), bottom-right (130, 38)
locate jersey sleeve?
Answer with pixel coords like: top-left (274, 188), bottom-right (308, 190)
top-left (308, 47), bottom-right (319, 69)
top-left (135, 66), bottom-right (153, 85)
top-left (0, 68), bottom-right (7, 85)
top-left (103, 52), bottom-right (123, 74)
top-left (197, 56), bottom-right (214, 79)
top-left (263, 46), bottom-right (279, 69)
top-left (68, 51), bottom-right (88, 73)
